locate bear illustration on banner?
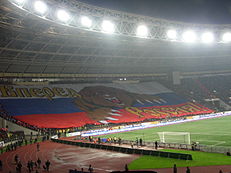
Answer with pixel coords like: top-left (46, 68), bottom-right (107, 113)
top-left (74, 86), bottom-right (166, 123)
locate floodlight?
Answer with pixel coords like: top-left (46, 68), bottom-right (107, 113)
top-left (222, 32), bottom-right (231, 43)
top-left (34, 1), bottom-right (47, 15)
top-left (81, 16), bottom-right (92, 28)
top-left (201, 32), bottom-right (214, 43)
top-left (136, 25), bottom-right (148, 37)
top-left (167, 29), bottom-right (177, 40)
top-left (182, 30), bottom-right (197, 43)
top-left (56, 9), bottom-right (70, 23)
top-left (101, 20), bottom-right (115, 33)
top-left (13, 0), bottom-right (26, 6)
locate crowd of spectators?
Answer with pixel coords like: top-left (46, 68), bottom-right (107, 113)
top-left (159, 76), bottom-right (231, 112)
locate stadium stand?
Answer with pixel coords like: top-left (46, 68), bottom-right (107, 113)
top-left (0, 82), bottom-right (213, 128)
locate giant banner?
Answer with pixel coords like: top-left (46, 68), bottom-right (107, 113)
top-left (0, 82), bottom-right (213, 128)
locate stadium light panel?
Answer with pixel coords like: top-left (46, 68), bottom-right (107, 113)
top-left (81, 16), bottom-right (92, 28)
top-left (101, 20), bottom-right (115, 33)
top-left (182, 30), bottom-right (197, 43)
top-left (34, 1), bottom-right (47, 15)
top-left (167, 29), bottom-right (177, 40)
top-left (201, 32), bottom-right (214, 43)
top-left (136, 25), bottom-right (148, 37)
top-left (56, 9), bottom-right (70, 23)
top-left (222, 32), bottom-right (231, 43)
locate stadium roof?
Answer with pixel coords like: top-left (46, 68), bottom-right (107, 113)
top-left (0, 0), bottom-right (231, 79)
top-left (79, 0), bottom-right (231, 25)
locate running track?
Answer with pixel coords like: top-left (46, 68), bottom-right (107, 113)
top-left (1, 141), bottom-right (231, 173)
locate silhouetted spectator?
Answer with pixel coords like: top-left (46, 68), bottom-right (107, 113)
top-left (37, 143), bottom-right (40, 151)
top-left (139, 138), bottom-right (142, 146)
top-left (125, 164), bottom-right (128, 172)
top-left (16, 161), bottom-right (22, 173)
top-left (14, 154), bottom-right (19, 164)
top-left (0, 160), bottom-right (2, 171)
top-left (45, 160), bottom-right (51, 171)
top-left (37, 158), bottom-right (41, 168)
top-left (27, 161), bottom-right (31, 173)
top-left (30, 160), bottom-right (34, 171)
top-left (186, 167), bottom-right (190, 173)
top-left (155, 141), bottom-right (158, 150)
top-left (88, 164), bottom-right (93, 173)
top-left (173, 164), bottom-right (177, 173)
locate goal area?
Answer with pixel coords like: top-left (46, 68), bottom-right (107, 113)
top-left (157, 132), bottom-right (191, 144)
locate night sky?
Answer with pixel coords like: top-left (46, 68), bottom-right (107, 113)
top-left (78, 0), bottom-right (231, 24)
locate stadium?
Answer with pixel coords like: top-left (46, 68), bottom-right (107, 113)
top-left (0, 0), bottom-right (231, 172)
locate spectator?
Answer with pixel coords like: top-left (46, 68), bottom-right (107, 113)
top-left (45, 160), bottom-right (51, 171)
top-left (155, 141), bottom-right (158, 150)
top-left (0, 159), bottom-right (2, 171)
top-left (173, 164), bottom-right (177, 173)
top-left (27, 161), bottom-right (31, 173)
top-left (30, 160), bottom-right (34, 171)
top-left (16, 161), bottom-right (22, 173)
top-left (125, 164), bottom-right (128, 172)
top-left (37, 143), bottom-right (40, 151)
top-left (186, 167), bottom-right (190, 173)
top-left (37, 158), bottom-right (41, 168)
top-left (88, 164), bottom-right (93, 173)
top-left (139, 138), bottom-right (143, 146)
top-left (14, 154), bottom-right (19, 164)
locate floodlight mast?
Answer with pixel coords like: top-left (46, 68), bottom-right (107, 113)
top-left (34, 1), bottom-right (47, 15)
top-left (101, 20), bottom-right (115, 33)
top-left (9, 0), bottom-right (231, 43)
top-left (136, 25), bottom-right (148, 37)
top-left (57, 9), bottom-right (70, 23)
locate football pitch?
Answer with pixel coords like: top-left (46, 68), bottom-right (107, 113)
top-left (100, 116), bottom-right (231, 147)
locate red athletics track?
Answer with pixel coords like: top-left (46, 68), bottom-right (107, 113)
top-left (1, 140), bottom-right (231, 173)
top-left (0, 141), bottom-right (139, 173)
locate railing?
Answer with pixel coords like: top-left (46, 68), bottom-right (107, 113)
top-left (123, 140), bottom-right (231, 154)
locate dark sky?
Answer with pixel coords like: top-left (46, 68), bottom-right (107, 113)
top-left (78, 0), bottom-right (231, 24)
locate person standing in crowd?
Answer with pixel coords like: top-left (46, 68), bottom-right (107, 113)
top-left (37, 143), bottom-right (40, 151)
top-left (186, 167), bottom-right (190, 173)
top-left (125, 164), bottom-right (129, 172)
top-left (136, 138), bottom-right (139, 147)
top-left (88, 164), bottom-right (93, 173)
top-left (45, 160), bottom-right (51, 171)
top-left (173, 164), bottom-right (177, 173)
top-left (118, 137), bottom-right (122, 145)
top-left (27, 161), bottom-right (31, 173)
top-left (139, 138), bottom-right (143, 146)
top-left (37, 158), bottom-right (41, 168)
top-left (14, 154), bottom-right (19, 164)
top-left (155, 141), bottom-right (158, 150)
top-left (16, 161), bottom-right (22, 173)
top-left (30, 160), bottom-right (34, 171)
top-left (0, 159), bottom-right (2, 171)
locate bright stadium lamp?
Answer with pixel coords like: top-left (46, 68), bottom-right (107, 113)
top-left (56, 9), bottom-right (70, 23)
top-left (34, 1), bottom-right (47, 15)
top-left (182, 30), bottom-right (197, 43)
top-left (201, 32), bottom-right (214, 43)
top-left (136, 25), bottom-right (148, 37)
top-left (222, 32), bottom-right (231, 43)
top-left (167, 29), bottom-right (177, 40)
top-left (101, 20), bottom-right (115, 33)
top-left (81, 16), bottom-right (92, 28)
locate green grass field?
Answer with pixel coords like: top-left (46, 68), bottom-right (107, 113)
top-left (129, 149), bottom-right (231, 169)
top-left (99, 116), bottom-right (231, 169)
top-left (100, 116), bottom-right (231, 147)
